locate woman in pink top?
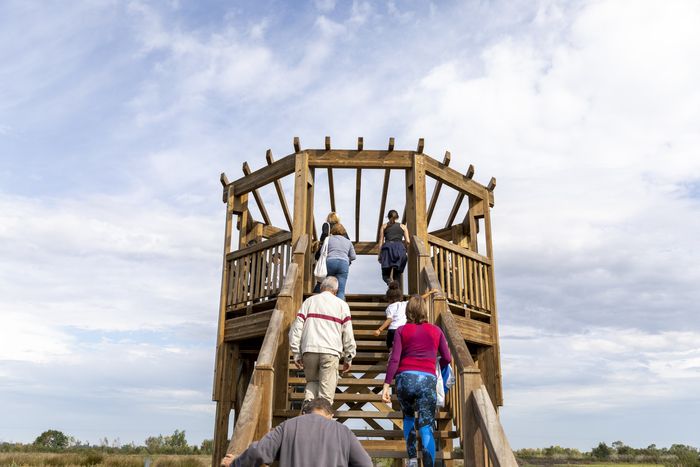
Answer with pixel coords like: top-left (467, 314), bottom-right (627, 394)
top-left (381, 295), bottom-right (451, 467)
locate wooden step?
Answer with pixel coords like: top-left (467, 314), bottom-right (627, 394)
top-left (363, 449), bottom-right (456, 460)
top-left (353, 429), bottom-right (459, 439)
top-left (348, 301), bottom-right (389, 310)
top-left (288, 377), bottom-right (385, 386)
top-left (353, 329), bottom-right (389, 339)
top-left (356, 340), bottom-right (388, 350)
top-left (350, 319), bottom-right (386, 329)
top-left (274, 410), bottom-right (451, 419)
top-left (350, 310), bottom-right (387, 318)
top-left (289, 393), bottom-right (395, 402)
top-left (288, 351), bottom-right (388, 364)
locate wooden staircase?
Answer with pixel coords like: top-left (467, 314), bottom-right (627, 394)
top-left (278, 295), bottom-right (460, 462)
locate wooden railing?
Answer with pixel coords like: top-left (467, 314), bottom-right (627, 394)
top-left (415, 237), bottom-right (516, 467)
top-left (427, 234), bottom-right (493, 316)
top-left (225, 232), bottom-right (292, 312)
top-left (224, 236), bottom-right (305, 462)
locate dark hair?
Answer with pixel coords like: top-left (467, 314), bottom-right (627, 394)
top-left (387, 209), bottom-right (399, 224)
top-left (302, 397), bottom-right (334, 416)
top-left (330, 223), bottom-right (347, 236)
top-left (385, 281), bottom-right (403, 304)
top-left (405, 295), bottom-right (428, 324)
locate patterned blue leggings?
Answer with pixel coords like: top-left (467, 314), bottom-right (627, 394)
top-left (396, 371), bottom-right (437, 467)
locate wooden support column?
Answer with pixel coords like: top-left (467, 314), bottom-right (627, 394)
top-left (211, 342), bottom-right (236, 467)
top-left (463, 368), bottom-right (486, 467)
top-left (292, 151), bottom-right (311, 292)
top-left (481, 186), bottom-right (503, 407)
top-left (405, 153), bottom-right (428, 294)
top-left (306, 168), bottom-right (315, 292)
top-left (272, 262), bottom-right (299, 424)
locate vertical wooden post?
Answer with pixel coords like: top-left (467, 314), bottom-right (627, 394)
top-left (292, 152), bottom-right (311, 293)
top-left (212, 181), bottom-right (236, 467)
top-left (463, 368), bottom-right (486, 467)
top-left (405, 154), bottom-right (428, 294)
top-left (481, 187), bottom-right (503, 407)
top-left (305, 168), bottom-right (315, 293)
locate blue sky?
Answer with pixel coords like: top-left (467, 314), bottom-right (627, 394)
top-left (1, 0), bottom-right (700, 451)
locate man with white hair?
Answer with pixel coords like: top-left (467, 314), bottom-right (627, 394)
top-left (289, 276), bottom-right (356, 405)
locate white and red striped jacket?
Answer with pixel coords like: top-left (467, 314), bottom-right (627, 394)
top-left (289, 291), bottom-right (356, 363)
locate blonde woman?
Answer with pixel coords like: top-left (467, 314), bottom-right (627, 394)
top-left (314, 212), bottom-right (348, 293)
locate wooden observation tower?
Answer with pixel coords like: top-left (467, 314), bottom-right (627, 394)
top-left (211, 137), bottom-right (517, 466)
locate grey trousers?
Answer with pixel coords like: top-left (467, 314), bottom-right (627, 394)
top-left (302, 352), bottom-right (339, 404)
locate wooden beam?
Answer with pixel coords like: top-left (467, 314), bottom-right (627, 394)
top-left (355, 168), bottom-right (362, 242)
top-left (444, 164), bottom-right (474, 228)
top-left (328, 168), bottom-right (336, 212)
top-left (220, 173), bottom-right (230, 203)
top-left (325, 136), bottom-right (331, 150)
top-left (487, 176), bottom-right (497, 191)
top-left (242, 162), bottom-right (272, 226)
top-left (376, 169), bottom-right (390, 241)
top-left (265, 150), bottom-right (293, 230)
top-left (424, 158), bottom-right (494, 205)
top-left (417, 138), bottom-right (424, 154)
top-left (306, 149), bottom-right (412, 169)
top-left (232, 154), bottom-right (295, 196)
top-left (353, 241), bottom-right (380, 255)
top-left (357, 136), bottom-right (364, 151)
top-left (426, 151), bottom-right (451, 226)
top-left (388, 137), bottom-right (395, 151)
top-left (293, 136), bottom-right (300, 153)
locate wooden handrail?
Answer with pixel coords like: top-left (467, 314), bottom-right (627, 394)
top-left (226, 232), bottom-right (292, 261)
top-left (223, 238), bottom-right (305, 463)
top-left (427, 234), bottom-right (491, 265)
top-left (416, 236), bottom-right (515, 467)
top-left (472, 386), bottom-right (518, 467)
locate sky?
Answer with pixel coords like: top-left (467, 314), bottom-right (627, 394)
top-left (1, 0), bottom-right (699, 452)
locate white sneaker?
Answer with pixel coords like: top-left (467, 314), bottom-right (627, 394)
top-left (407, 459), bottom-right (418, 467)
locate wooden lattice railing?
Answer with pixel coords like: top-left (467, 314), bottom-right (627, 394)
top-left (416, 237), bottom-right (516, 467)
top-left (427, 234), bottom-right (493, 316)
top-left (225, 232), bottom-right (292, 312)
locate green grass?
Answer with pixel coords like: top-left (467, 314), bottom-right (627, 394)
top-left (0, 453), bottom-right (211, 467)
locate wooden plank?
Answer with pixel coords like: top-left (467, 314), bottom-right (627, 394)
top-left (274, 410), bottom-right (451, 419)
top-left (355, 168), bottom-right (362, 242)
top-left (427, 151), bottom-right (451, 225)
top-left (232, 154), bottom-right (296, 196)
top-left (445, 192), bottom-right (465, 228)
top-left (428, 234), bottom-right (492, 264)
top-left (306, 149), bottom-right (413, 168)
top-left (424, 157), bottom-right (494, 205)
top-left (353, 241), bottom-right (379, 255)
top-left (293, 136), bottom-right (301, 153)
top-left (265, 150), bottom-right (293, 230)
top-left (453, 315), bottom-right (493, 346)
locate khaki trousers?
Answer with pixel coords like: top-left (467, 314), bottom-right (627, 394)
top-left (302, 352), bottom-right (339, 404)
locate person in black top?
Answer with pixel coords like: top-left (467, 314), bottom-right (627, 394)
top-left (377, 209), bottom-right (410, 287)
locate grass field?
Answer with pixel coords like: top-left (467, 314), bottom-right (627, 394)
top-left (0, 452), bottom-right (211, 467)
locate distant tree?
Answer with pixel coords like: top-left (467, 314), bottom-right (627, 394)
top-left (34, 430), bottom-right (70, 450)
top-left (592, 442), bottom-right (612, 460)
top-left (668, 444), bottom-right (700, 467)
top-left (200, 439), bottom-right (214, 455)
